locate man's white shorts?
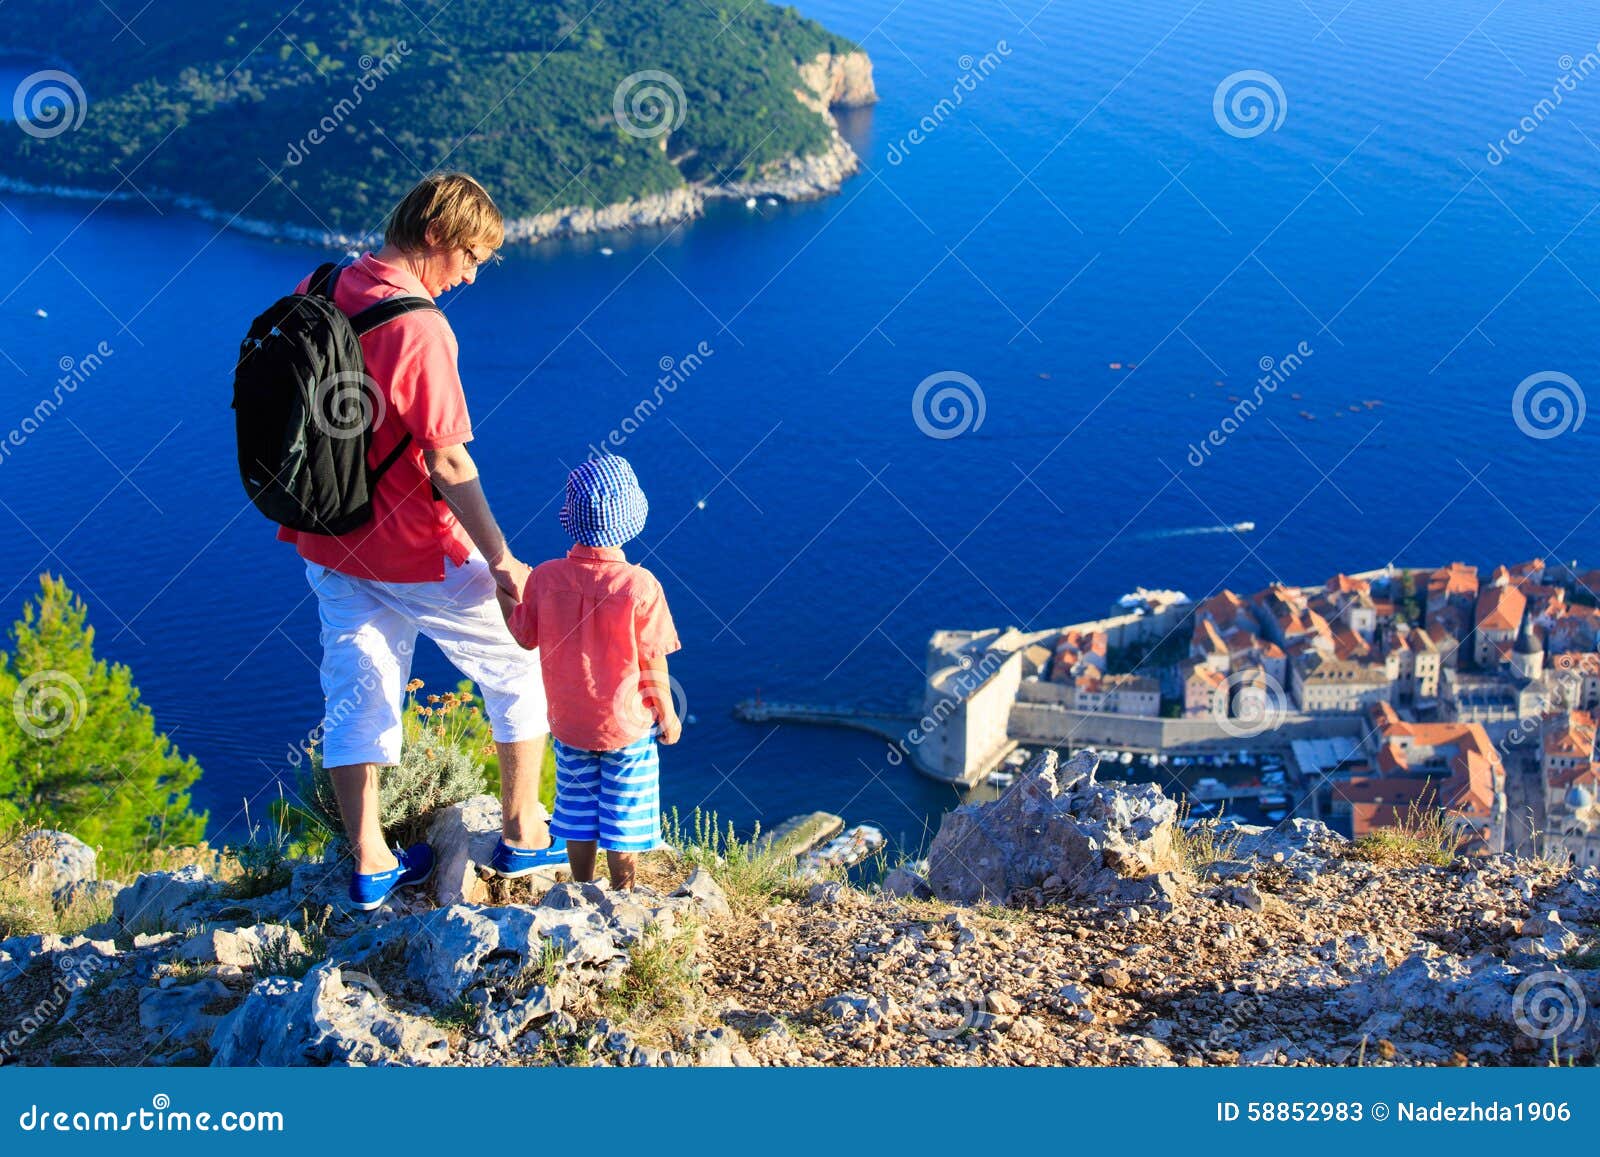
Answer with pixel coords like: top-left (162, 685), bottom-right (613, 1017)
top-left (306, 552), bottom-right (548, 767)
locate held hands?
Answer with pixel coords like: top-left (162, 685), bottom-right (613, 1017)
top-left (488, 551), bottom-right (531, 602)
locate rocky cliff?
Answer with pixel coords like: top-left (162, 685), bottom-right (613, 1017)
top-left (502, 50), bottom-right (878, 246)
top-left (3, 752), bottom-right (1594, 1068)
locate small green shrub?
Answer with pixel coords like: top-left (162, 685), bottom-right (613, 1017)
top-left (221, 795), bottom-right (306, 901)
top-left (303, 682), bottom-right (490, 846)
top-left (662, 807), bottom-right (799, 911)
top-left (253, 909), bottom-right (329, 979)
top-left (600, 923), bottom-right (704, 1046)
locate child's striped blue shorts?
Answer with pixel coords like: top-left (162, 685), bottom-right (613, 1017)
top-left (549, 734), bottom-right (662, 852)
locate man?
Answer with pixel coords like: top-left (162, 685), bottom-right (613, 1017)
top-left (281, 171), bottom-right (565, 909)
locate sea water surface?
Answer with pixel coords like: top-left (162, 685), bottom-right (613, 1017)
top-left (1, 0), bottom-right (1597, 844)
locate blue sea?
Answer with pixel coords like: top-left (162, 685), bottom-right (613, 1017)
top-left (1, 0), bottom-right (1596, 847)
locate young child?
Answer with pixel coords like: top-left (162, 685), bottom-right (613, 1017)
top-left (499, 454), bottom-right (681, 891)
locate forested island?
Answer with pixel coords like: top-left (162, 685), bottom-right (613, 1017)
top-left (0, 0), bottom-right (875, 243)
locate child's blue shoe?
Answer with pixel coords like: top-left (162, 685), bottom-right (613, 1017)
top-left (348, 842), bottom-right (435, 911)
top-left (488, 837), bottom-right (569, 878)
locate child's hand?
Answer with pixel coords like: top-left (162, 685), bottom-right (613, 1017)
top-left (658, 714), bottom-right (682, 745)
top-left (495, 585), bottom-right (517, 628)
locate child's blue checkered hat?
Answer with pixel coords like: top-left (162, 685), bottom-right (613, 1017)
top-left (559, 454), bottom-right (649, 547)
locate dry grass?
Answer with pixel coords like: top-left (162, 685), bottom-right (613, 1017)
top-left (1347, 800), bottom-right (1462, 867)
top-left (1, 823), bottom-right (238, 940)
top-left (0, 827), bottom-right (115, 938)
top-left (661, 808), bottom-right (804, 914)
top-left (1172, 801), bottom-right (1245, 874)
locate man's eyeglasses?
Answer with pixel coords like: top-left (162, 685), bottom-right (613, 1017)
top-left (460, 244), bottom-right (501, 272)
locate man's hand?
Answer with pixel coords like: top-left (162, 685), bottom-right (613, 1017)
top-left (489, 553), bottom-right (531, 601)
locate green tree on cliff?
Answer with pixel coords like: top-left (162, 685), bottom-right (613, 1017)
top-left (0, 574), bottom-right (206, 854)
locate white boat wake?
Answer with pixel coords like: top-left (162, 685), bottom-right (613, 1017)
top-left (1137, 521), bottom-right (1256, 540)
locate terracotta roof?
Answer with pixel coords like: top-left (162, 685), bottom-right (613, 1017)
top-left (1544, 711), bottom-right (1597, 759)
top-left (1550, 761), bottom-right (1600, 791)
top-left (1476, 585), bottom-right (1527, 634)
top-left (1428, 562), bottom-right (1479, 600)
top-left (1197, 590), bottom-right (1251, 628)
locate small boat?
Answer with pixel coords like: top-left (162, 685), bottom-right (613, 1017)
top-left (798, 824), bottom-right (886, 876)
top-left (1299, 410), bottom-right (1316, 420)
top-left (1233, 521), bottom-right (1255, 532)
top-left (764, 197), bottom-right (778, 206)
top-left (1119, 750), bottom-right (1134, 765)
top-left (745, 197), bottom-right (758, 208)
top-left (599, 247), bottom-right (614, 256)
top-left (33, 308), bottom-right (47, 318)
top-left (987, 770), bottom-right (1016, 787)
top-left (1037, 372), bottom-right (1051, 379)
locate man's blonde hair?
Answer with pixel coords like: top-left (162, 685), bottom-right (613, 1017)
top-left (384, 172), bottom-right (505, 253)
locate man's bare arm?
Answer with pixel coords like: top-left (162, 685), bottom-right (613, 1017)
top-left (425, 444), bottom-right (527, 594)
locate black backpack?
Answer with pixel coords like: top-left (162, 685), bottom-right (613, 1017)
top-left (232, 262), bottom-right (440, 536)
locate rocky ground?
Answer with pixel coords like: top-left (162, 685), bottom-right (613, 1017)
top-left (2, 752), bottom-right (1597, 1067)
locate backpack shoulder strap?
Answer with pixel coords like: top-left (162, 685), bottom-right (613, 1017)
top-left (349, 296), bottom-right (442, 336)
top-left (370, 431), bottom-right (414, 484)
top-left (306, 262), bottom-right (341, 300)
